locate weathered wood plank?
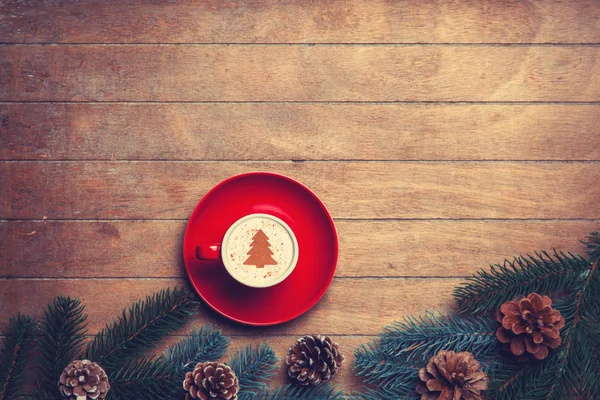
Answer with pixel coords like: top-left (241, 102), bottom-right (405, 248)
top-left (1, 0), bottom-right (599, 44)
top-left (0, 278), bottom-right (459, 335)
top-left (1, 220), bottom-right (596, 278)
top-left (1, 162), bottom-right (599, 219)
top-left (2, 46), bottom-right (599, 101)
top-left (2, 103), bottom-right (599, 161)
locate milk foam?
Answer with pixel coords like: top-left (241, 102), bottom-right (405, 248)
top-left (223, 215), bottom-right (297, 286)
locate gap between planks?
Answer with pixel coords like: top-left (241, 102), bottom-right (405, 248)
top-left (2, 160), bottom-right (600, 163)
top-left (2, 101), bottom-right (600, 104)
top-left (2, 43), bottom-right (600, 46)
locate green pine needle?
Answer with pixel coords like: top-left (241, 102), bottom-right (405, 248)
top-left (228, 343), bottom-right (278, 393)
top-left (348, 386), bottom-right (420, 400)
top-left (162, 325), bottom-right (230, 371)
top-left (380, 311), bottom-right (498, 361)
top-left (242, 383), bottom-right (345, 400)
top-left (583, 230), bottom-right (600, 262)
top-left (85, 287), bottom-right (199, 368)
top-left (108, 357), bottom-right (179, 399)
top-left (454, 250), bottom-right (591, 315)
top-left (0, 314), bottom-right (35, 400)
top-left (35, 296), bottom-right (87, 399)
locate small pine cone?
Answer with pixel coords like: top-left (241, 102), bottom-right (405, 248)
top-left (416, 350), bottom-right (488, 400)
top-left (286, 335), bottom-right (345, 386)
top-left (496, 293), bottom-right (565, 361)
top-left (58, 360), bottom-right (110, 400)
top-left (183, 362), bottom-right (239, 400)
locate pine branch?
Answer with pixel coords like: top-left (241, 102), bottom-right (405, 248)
top-left (85, 287), bottom-right (198, 368)
top-left (228, 343), bottom-right (278, 393)
top-left (490, 260), bottom-right (600, 400)
top-left (162, 325), bottom-right (230, 372)
top-left (0, 314), bottom-right (35, 400)
top-left (35, 296), bottom-right (87, 399)
top-left (348, 386), bottom-right (420, 400)
top-left (107, 357), bottom-right (179, 400)
top-left (241, 383), bottom-right (345, 400)
top-left (354, 341), bottom-right (421, 391)
top-left (454, 250), bottom-right (591, 315)
top-left (580, 316), bottom-right (600, 398)
top-left (380, 312), bottom-right (498, 361)
top-left (583, 230), bottom-right (600, 262)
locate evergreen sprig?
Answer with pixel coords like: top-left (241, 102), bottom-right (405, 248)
top-left (489, 259), bottom-right (600, 400)
top-left (243, 382), bottom-right (345, 400)
top-left (453, 250), bottom-right (591, 314)
top-left (380, 312), bottom-right (498, 361)
top-left (108, 357), bottom-right (179, 399)
top-left (229, 343), bottom-right (278, 393)
top-left (0, 314), bottom-right (35, 400)
top-left (353, 341), bottom-right (421, 397)
top-left (85, 287), bottom-right (199, 367)
top-left (584, 229), bottom-right (600, 262)
top-left (162, 325), bottom-right (230, 373)
top-left (353, 313), bottom-right (497, 396)
top-left (35, 296), bottom-right (87, 399)
top-left (354, 230), bottom-right (600, 399)
top-left (348, 386), bottom-right (420, 400)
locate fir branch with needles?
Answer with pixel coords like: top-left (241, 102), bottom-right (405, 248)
top-left (354, 229), bottom-right (600, 399)
top-left (353, 313), bottom-right (498, 397)
top-left (108, 357), bottom-right (179, 399)
top-left (35, 296), bottom-right (87, 399)
top-left (379, 312), bottom-right (499, 361)
top-left (85, 287), bottom-right (199, 368)
top-left (584, 229), bottom-right (600, 262)
top-left (162, 325), bottom-right (230, 373)
top-left (228, 343), bottom-right (278, 393)
top-left (242, 382), bottom-right (345, 400)
top-left (348, 386), bottom-right (421, 400)
top-left (0, 314), bottom-right (35, 400)
top-left (453, 250), bottom-right (591, 315)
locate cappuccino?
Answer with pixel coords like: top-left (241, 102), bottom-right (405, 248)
top-left (222, 214), bottom-right (298, 288)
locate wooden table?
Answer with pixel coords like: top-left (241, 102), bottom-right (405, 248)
top-left (1, 0), bottom-right (599, 395)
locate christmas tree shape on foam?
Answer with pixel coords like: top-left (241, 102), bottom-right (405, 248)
top-left (244, 229), bottom-right (277, 268)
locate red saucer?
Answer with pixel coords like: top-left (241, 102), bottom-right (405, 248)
top-left (183, 172), bottom-right (338, 325)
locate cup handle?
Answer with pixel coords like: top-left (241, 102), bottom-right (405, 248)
top-left (196, 243), bottom-right (222, 260)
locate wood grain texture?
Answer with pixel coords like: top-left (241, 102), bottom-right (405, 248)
top-left (2, 162), bottom-right (599, 219)
top-left (2, 103), bottom-right (600, 161)
top-left (1, 220), bottom-right (596, 278)
top-left (1, 0), bottom-right (599, 44)
top-left (2, 46), bottom-right (599, 102)
top-left (0, 278), bottom-right (459, 335)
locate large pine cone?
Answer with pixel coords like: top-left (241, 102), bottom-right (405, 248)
top-left (416, 350), bottom-right (488, 400)
top-left (58, 359), bottom-right (110, 400)
top-left (496, 293), bottom-right (565, 360)
top-left (286, 335), bottom-right (345, 386)
top-left (183, 362), bottom-right (239, 400)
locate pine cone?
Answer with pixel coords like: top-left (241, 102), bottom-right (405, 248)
top-left (58, 359), bottom-right (110, 400)
top-left (496, 293), bottom-right (565, 360)
top-left (286, 335), bottom-right (345, 386)
top-left (183, 362), bottom-right (239, 400)
top-left (416, 350), bottom-right (488, 400)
